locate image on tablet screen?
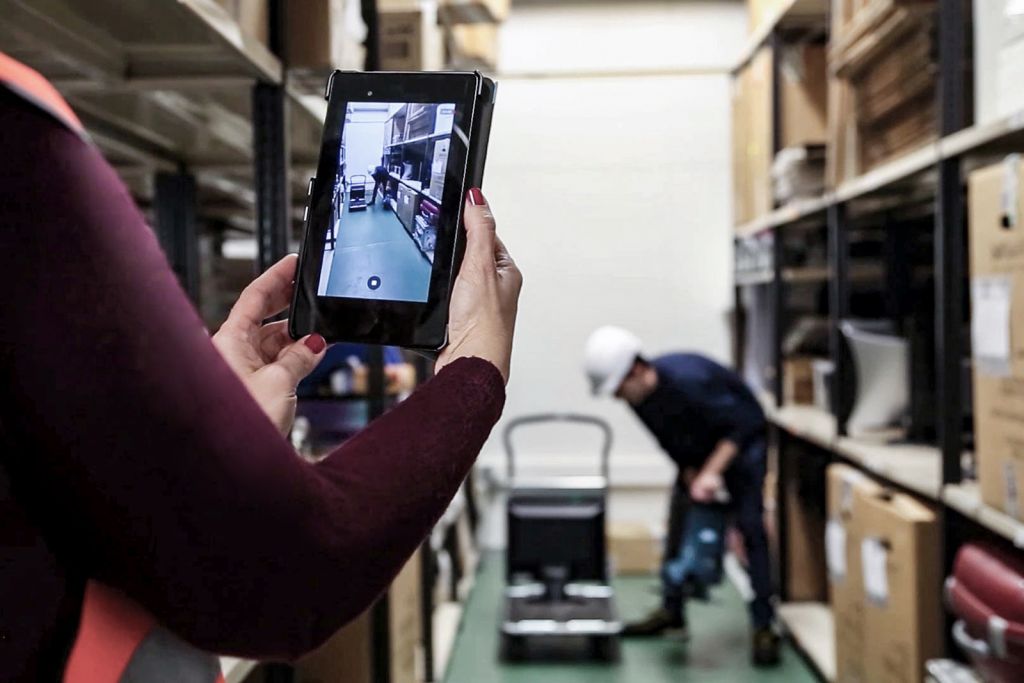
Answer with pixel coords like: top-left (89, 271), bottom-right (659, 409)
top-left (316, 102), bottom-right (456, 303)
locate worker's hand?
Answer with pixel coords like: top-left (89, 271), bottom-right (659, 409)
top-left (690, 470), bottom-right (725, 503)
top-left (436, 189), bottom-right (522, 383)
top-left (212, 254), bottom-right (327, 435)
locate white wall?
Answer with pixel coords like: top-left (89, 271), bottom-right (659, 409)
top-left (474, 1), bottom-right (746, 531)
top-left (343, 112), bottom-right (388, 180)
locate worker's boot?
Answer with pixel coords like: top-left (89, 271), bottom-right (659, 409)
top-left (621, 607), bottom-right (688, 638)
top-left (751, 627), bottom-right (781, 667)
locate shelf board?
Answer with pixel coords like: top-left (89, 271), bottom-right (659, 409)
top-left (779, 602), bottom-right (836, 682)
top-left (834, 141), bottom-right (940, 204)
top-left (733, 0), bottom-right (829, 73)
top-left (771, 404), bottom-right (837, 450)
top-left (770, 404), bottom-right (941, 500)
top-left (386, 131), bottom-right (451, 148)
top-left (835, 435), bottom-right (941, 500)
top-left (0, 0), bottom-right (327, 226)
top-left (944, 482), bottom-right (1024, 548)
top-left (432, 602), bottom-right (465, 681)
top-left (219, 657), bottom-right (257, 683)
top-left (940, 109), bottom-right (1024, 160)
top-left (735, 194), bottom-right (832, 238)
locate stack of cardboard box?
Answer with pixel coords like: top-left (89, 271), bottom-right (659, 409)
top-left (970, 158), bottom-right (1024, 522)
top-left (213, 0), bottom-right (270, 47)
top-left (826, 0), bottom-right (936, 183)
top-left (826, 464), bottom-right (941, 683)
top-left (284, 0), bottom-right (367, 72)
top-left (378, 0), bottom-right (445, 72)
top-left (733, 43), bottom-right (828, 225)
top-left (437, 0), bottom-right (505, 71)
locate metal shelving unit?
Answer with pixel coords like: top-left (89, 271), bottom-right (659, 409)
top-left (732, 0), bottom-right (1022, 679)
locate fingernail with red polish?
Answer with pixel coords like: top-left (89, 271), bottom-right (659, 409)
top-left (304, 334), bottom-right (326, 354)
top-left (468, 188), bottom-right (485, 206)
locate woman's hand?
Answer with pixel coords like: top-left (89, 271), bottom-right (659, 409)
top-left (436, 189), bottom-right (522, 383)
top-left (212, 255), bottom-right (327, 435)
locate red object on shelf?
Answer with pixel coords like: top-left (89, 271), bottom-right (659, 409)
top-left (947, 543), bottom-right (1024, 682)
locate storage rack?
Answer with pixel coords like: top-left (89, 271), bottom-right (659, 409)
top-left (733, 1), bottom-right (1024, 680)
top-left (382, 102), bottom-right (452, 263)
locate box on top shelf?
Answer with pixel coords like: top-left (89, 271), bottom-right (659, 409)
top-left (975, 0), bottom-right (1024, 126)
top-left (379, 5), bottom-right (444, 71)
top-left (826, 464), bottom-right (883, 683)
top-left (747, 0), bottom-right (790, 35)
top-left (438, 0), bottom-right (510, 24)
top-left (733, 43), bottom-right (827, 226)
top-left (445, 22), bottom-right (500, 70)
top-left (285, 0), bottom-right (367, 72)
top-left (826, 0), bottom-right (937, 184)
top-left (214, 0), bottom-right (270, 46)
top-left (969, 157), bottom-right (1024, 522)
top-left (854, 485), bottom-right (941, 683)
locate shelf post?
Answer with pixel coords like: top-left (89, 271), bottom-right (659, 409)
top-left (828, 202), bottom-right (850, 436)
top-left (935, 0), bottom-right (967, 485)
top-left (253, 82), bottom-right (291, 274)
top-left (420, 541), bottom-right (435, 682)
top-left (154, 168), bottom-right (200, 304)
top-left (771, 228), bottom-right (785, 407)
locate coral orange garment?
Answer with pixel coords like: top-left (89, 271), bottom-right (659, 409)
top-left (64, 583), bottom-right (224, 683)
top-left (0, 51), bottom-right (83, 135)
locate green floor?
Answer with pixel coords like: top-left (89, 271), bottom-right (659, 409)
top-left (322, 196), bottom-right (432, 302)
top-left (444, 554), bottom-right (818, 683)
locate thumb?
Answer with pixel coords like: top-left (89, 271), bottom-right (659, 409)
top-left (463, 188), bottom-right (496, 272)
top-left (268, 334), bottom-right (327, 387)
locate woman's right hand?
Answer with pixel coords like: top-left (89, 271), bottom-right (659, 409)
top-left (435, 188), bottom-right (522, 383)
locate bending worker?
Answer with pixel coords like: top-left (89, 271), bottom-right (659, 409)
top-left (583, 326), bottom-right (780, 667)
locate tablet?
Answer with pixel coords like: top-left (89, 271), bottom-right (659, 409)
top-left (290, 71), bottom-right (496, 351)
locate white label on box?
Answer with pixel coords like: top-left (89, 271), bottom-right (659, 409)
top-left (862, 537), bottom-right (890, 606)
top-left (972, 276), bottom-right (1013, 376)
top-left (825, 519), bottom-right (847, 581)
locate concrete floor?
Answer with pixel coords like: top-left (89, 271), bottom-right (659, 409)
top-left (321, 195), bottom-right (431, 303)
top-left (444, 554), bottom-right (818, 683)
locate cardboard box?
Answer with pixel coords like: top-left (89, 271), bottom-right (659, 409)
top-left (855, 487), bottom-right (941, 683)
top-left (286, 0), bottom-right (366, 71)
top-left (607, 521), bottom-right (663, 575)
top-left (975, 0), bottom-right (1024, 126)
top-left (733, 44), bottom-right (826, 225)
top-left (295, 551), bottom-right (423, 683)
top-left (970, 158), bottom-right (1024, 520)
top-left (214, 0), bottom-right (269, 46)
top-left (784, 473), bottom-right (828, 601)
top-left (826, 464), bottom-right (884, 683)
top-left (779, 44), bottom-right (828, 148)
top-left (748, 0), bottom-right (789, 34)
top-left (438, 0), bottom-right (510, 24)
top-left (445, 23), bottom-right (499, 70)
top-left (379, 7), bottom-right (444, 72)
top-left (784, 356), bottom-right (816, 405)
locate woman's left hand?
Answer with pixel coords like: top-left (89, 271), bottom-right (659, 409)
top-left (212, 254), bottom-right (327, 435)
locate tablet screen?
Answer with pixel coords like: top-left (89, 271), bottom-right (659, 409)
top-left (315, 101), bottom-right (458, 303)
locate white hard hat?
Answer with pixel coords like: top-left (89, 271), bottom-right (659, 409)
top-left (584, 326), bottom-right (643, 397)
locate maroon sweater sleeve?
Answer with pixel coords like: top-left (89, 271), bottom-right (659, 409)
top-left (0, 92), bottom-right (504, 659)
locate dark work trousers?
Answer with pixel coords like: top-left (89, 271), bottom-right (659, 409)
top-left (370, 178), bottom-right (386, 204)
top-left (662, 436), bottom-right (775, 629)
